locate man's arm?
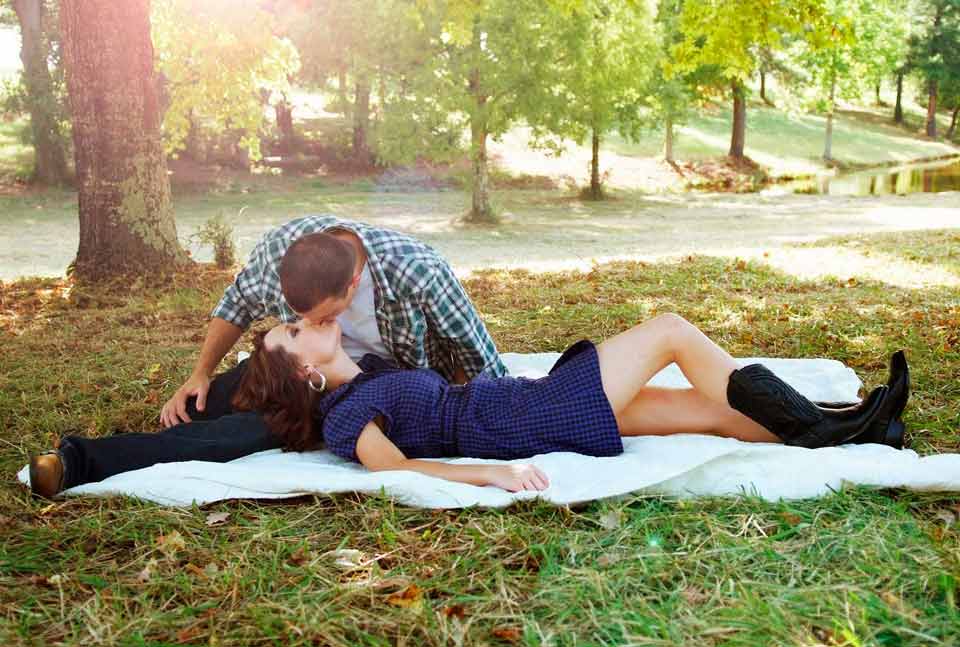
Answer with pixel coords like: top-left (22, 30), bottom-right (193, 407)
top-left (160, 317), bottom-right (243, 428)
top-left (421, 260), bottom-right (508, 380)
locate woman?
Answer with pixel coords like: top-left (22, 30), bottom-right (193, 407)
top-left (30, 314), bottom-right (909, 496)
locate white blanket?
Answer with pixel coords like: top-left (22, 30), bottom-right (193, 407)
top-left (18, 354), bottom-right (960, 507)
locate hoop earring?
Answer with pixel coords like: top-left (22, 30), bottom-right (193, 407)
top-left (306, 368), bottom-right (326, 393)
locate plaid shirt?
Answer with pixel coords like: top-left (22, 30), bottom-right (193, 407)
top-left (212, 215), bottom-right (507, 380)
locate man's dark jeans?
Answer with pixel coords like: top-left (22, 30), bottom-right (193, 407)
top-left (59, 361), bottom-right (282, 489)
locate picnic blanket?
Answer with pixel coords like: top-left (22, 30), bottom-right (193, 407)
top-left (18, 354), bottom-right (960, 507)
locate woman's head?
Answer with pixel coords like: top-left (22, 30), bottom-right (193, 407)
top-left (231, 324), bottom-right (334, 451)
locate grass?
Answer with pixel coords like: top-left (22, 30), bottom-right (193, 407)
top-left (1, 229), bottom-right (959, 645)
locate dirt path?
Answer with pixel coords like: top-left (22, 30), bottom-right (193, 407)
top-left (1, 190), bottom-right (958, 287)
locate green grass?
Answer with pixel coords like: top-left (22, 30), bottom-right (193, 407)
top-left (0, 117), bottom-right (36, 184)
top-left (2, 230), bottom-right (959, 645)
top-left (604, 103), bottom-right (958, 176)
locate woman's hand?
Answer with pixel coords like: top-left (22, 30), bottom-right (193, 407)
top-left (485, 464), bottom-right (550, 492)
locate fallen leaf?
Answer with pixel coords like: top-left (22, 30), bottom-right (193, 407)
top-left (288, 546), bottom-right (310, 566)
top-left (442, 604), bottom-right (467, 620)
top-left (681, 586), bottom-right (709, 605)
top-left (596, 552), bottom-right (621, 567)
top-left (779, 512), bottom-right (803, 526)
top-left (491, 626), bottom-right (521, 643)
top-left (205, 512), bottom-right (230, 527)
top-left (137, 559), bottom-right (158, 583)
top-left (185, 563), bottom-right (207, 579)
top-left (386, 584), bottom-right (423, 609)
top-left (327, 548), bottom-right (365, 571)
top-left (157, 530), bottom-right (186, 558)
top-left (598, 509), bottom-right (621, 530)
top-left (176, 626), bottom-right (202, 644)
top-left (204, 563), bottom-right (220, 577)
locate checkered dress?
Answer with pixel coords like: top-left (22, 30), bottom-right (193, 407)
top-left (212, 215), bottom-right (507, 381)
top-left (319, 340), bottom-right (623, 462)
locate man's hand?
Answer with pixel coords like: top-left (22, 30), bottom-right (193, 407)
top-left (160, 372), bottom-right (212, 428)
top-left (486, 464), bottom-right (550, 492)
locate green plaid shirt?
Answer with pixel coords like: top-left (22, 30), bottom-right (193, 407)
top-left (212, 215), bottom-right (507, 380)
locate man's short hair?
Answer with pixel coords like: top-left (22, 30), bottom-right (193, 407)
top-left (279, 232), bottom-right (357, 312)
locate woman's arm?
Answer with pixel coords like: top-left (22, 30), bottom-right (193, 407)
top-left (355, 422), bottom-right (549, 492)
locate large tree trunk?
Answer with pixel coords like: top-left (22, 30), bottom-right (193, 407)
top-left (588, 125), bottom-right (602, 200)
top-left (13, 0), bottom-right (70, 185)
top-left (926, 78), bottom-right (939, 138)
top-left (729, 80), bottom-right (746, 159)
top-left (947, 106), bottom-right (960, 140)
top-left (823, 65), bottom-right (836, 162)
top-left (60, 0), bottom-right (187, 281)
top-left (894, 72), bottom-right (904, 124)
top-left (352, 76), bottom-right (371, 165)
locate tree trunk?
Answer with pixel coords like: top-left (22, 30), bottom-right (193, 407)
top-left (926, 78), bottom-right (938, 138)
top-left (352, 76), bottom-right (371, 165)
top-left (588, 125), bottom-right (602, 200)
top-left (466, 20), bottom-right (495, 224)
top-left (13, 0), bottom-right (70, 185)
top-left (894, 72), bottom-right (904, 124)
top-left (759, 70), bottom-right (773, 106)
top-left (875, 82), bottom-right (882, 106)
top-left (663, 113), bottom-right (675, 163)
top-left (60, 0), bottom-right (187, 281)
top-left (823, 65), bottom-right (836, 162)
top-left (729, 80), bottom-right (746, 159)
top-left (337, 67), bottom-right (349, 114)
top-left (274, 96), bottom-right (296, 154)
top-left (947, 106), bottom-right (959, 140)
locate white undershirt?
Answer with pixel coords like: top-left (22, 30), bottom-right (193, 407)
top-left (337, 264), bottom-right (390, 361)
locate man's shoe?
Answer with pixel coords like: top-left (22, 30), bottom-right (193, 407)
top-left (28, 451), bottom-right (65, 499)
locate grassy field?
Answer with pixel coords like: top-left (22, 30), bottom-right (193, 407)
top-left (1, 229), bottom-right (959, 645)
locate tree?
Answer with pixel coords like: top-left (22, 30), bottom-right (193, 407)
top-left (9, 0), bottom-right (69, 184)
top-left (908, 0), bottom-right (960, 137)
top-left (799, 0), bottom-right (859, 161)
top-left (670, 0), bottom-right (826, 159)
top-left (648, 0), bottom-right (696, 163)
top-left (527, 0), bottom-right (657, 199)
top-left (151, 0), bottom-right (300, 162)
top-left (60, 0), bottom-right (187, 280)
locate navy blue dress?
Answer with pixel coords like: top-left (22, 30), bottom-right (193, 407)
top-left (316, 340), bottom-right (623, 462)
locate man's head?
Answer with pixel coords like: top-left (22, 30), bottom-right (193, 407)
top-left (279, 232), bottom-right (362, 324)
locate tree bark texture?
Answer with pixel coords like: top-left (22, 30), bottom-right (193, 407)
top-left (13, 0), bottom-right (70, 185)
top-left (926, 78), bottom-right (939, 138)
top-left (588, 126), bottom-right (603, 200)
top-left (823, 66), bottom-right (836, 161)
top-left (759, 70), bottom-right (773, 106)
top-left (729, 80), bottom-right (746, 159)
top-left (466, 20), bottom-right (495, 224)
top-left (60, 0), bottom-right (187, 280)
top-left (663, 114), bottom-right (675, 163)
top-left (352, 76), bottom-right (371, 165)
top-left (274, 97), bottom-right (296, 153)
top-left (894, 72), bottom-right (904, 124)
top-left (947, 106), bottom-right (959, 140)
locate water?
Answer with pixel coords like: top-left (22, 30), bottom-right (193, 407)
top-left (787, 156), bottom-right (960, 196)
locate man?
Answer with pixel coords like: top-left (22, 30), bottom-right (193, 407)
top-left (160, 214), bottom-right (507, 427)
top-left (29, 215), bottom-right (508, 497)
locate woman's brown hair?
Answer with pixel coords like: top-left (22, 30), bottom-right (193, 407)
top-left (232, 330), bottom-right (320, 451)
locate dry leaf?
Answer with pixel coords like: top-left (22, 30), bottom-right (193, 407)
top-left (491, 626), bottom-right (521, 643)
top-left (328, 548), bottom-right (365, 571)
top-left (596, 552), bottom-right (621, 567)
top-left (137, 559), bottom-right (158, 583)
top-left (386, 584), bottom-right (423, 609)
top-left (157, 530), bottom-right (186, 558)
top-left (288, 546), bottom-right (310, 566)
top-left (442, 604), bottom-right (467, 620)
top-left (204, 563), bottom-right (220, 577)
top-left (205, 512), bottom-right (230, 527)
top-left (681, 586), bottom-right (709, 605)
top-left (598, 509), bottom-right (621, 530)
top-left (185, 563), bottom-right (207, 579)
top-left (780, 512), bottom-right (803, 526)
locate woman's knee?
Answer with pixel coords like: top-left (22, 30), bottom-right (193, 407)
top-left (647, 312), bottom-right (694, 345)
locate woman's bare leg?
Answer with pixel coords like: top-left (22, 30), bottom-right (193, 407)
top-left (616, 386), bottom-right (780, 442)
top-left (596, 313), bottom-right (743, 415)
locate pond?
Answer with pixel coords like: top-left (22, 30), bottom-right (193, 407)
top-left (782, 156), bottom-right (960, 196)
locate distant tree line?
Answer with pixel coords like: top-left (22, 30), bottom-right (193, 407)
top-left (0, 0), bottom-right (956, 278)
